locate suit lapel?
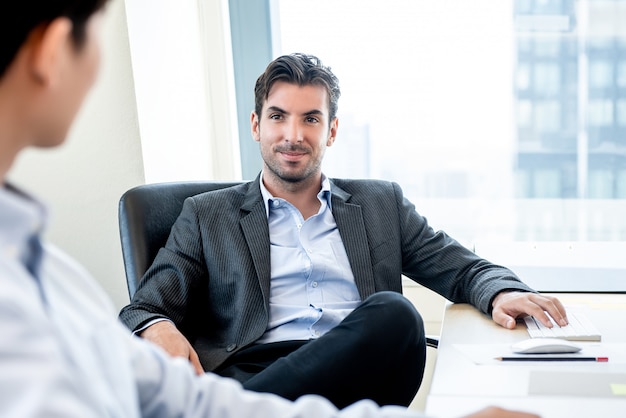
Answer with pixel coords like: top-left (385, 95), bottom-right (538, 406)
top-left (330, 182), bottom-right (377, 299)
top-left (239, 178), bottom-right (271, 305)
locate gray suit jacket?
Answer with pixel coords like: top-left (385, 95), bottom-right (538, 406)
top-left (119, 176), bottom-right (533, 371)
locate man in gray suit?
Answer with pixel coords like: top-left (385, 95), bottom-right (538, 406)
top-left (119, 53), bottom-right (568, 409)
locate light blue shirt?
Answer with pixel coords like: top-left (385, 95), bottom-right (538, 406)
top-left (0, 184), bottom-right (423, 418)
top-left (257, 174), bottom-right (361, 344)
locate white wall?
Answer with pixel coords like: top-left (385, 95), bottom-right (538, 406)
top-left (8, 0), bottom-right (239, 310)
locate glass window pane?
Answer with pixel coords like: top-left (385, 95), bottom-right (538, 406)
top-left (517, 63), bottom-right (531, 90)
top-left (589, 60), bottom-right (613, 89)
top-left (617, 170), bottom-right (626, 198)
top-left (534, 63), bottom-right (560, 94)
top-left (535, 100), bottom-right (561, 132)
top-left (588, 169), bottom-right (614, 199)
top-left (617, 61), bottom-right (626, 88)
top-left (517, 100), bottom-right (533, 127)
top-left (533, 0), bottom-right (563, 14)
top-left (534, 169), bottom-right (561, 198)
top-left (271, 0), bottom-right (626, 243)
top-left (617, 99), bottom-right (626, 126)
top-left (534, 38), bottom-right (561, 57)
top-left (588, 99), bottom-right (614, 126)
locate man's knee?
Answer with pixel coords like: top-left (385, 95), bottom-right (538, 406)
top-left (363, 291), bottom-right (424, 329)
top-left (355, 291), bottom-right (425, 348)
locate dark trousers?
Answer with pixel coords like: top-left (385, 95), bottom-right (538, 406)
top-left (214, 291), bottom-right (426, 409)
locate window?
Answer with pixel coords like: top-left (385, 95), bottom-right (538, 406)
top-left (517, 63), bottom-right (531, 91)
top-left (535, 100), bottom-right (562, 131)
top-left (534, 63), bottom-right (561, 95)
top-left (617, 61), bottom-right (626, 87)
top-left (517, 99), bottom-right (534, 128)
top-left (617, 99), bottom-right (626, 125)
top-left (588, 99), bottom-right (614, 126)
top-left (233, 0), bottom-right (626, 245)
top-left (589, 60), bottom-right (613, 89)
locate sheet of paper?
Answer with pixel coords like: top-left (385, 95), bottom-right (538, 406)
top-left (529, 370), bottom-right (626, 397)
top-left (451, 342), bottom-right (625, 365)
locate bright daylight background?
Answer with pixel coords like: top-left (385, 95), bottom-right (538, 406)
top-left (272, 0), bottom-right (626, 248)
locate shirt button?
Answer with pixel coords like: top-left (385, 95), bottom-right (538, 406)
top-left (311, 282), bottom-right (318, 288)
top-left (272, 200), bottom-right (280, 207)
top-left (226, 343), bottom-right (237, 352)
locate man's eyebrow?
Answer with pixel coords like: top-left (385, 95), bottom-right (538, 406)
top-left (266, 106), bottom-right (287, 114)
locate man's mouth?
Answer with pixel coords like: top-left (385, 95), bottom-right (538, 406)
top-left (276, 146), bottom-right (308, 160)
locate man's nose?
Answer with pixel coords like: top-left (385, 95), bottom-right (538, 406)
top-left (285, 121), bottom-right (303, 142)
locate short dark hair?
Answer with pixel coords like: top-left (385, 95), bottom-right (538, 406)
top-left (254, 53), bottom-right (341, 125)
top-left (0, 0), bottom-right (108, 78)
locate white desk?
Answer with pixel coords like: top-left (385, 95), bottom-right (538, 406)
top-left (425, 294), bottom-right (626, 418)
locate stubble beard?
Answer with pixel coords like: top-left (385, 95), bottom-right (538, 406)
top-left (263, 146), bottom-right (324, 186)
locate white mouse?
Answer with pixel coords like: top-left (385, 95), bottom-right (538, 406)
top-left (511, 338), bottom-right (582, 354)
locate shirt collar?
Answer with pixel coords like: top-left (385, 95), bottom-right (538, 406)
top-left (259, 172), bottom-right (332, 218)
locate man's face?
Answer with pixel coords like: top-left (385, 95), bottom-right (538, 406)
top-left (251, 81), bottom-right (337, 186)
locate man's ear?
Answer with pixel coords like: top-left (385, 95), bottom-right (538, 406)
top-left (251, 111), bottom-right (261, 142)
top-left (326, 117), bottom-right (338, 147)
top-left (30, 17), bottom-right (73, 86)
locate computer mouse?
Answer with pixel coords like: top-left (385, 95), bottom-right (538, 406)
top-left (511, 338), bottom-right (582, 354)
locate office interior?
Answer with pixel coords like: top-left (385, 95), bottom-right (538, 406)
top-left (8, 0), bottom-right (626, 412)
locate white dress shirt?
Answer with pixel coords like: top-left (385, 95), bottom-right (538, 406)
top-left (257, 174), bottom-right (361, 344)
top-left (0, 184), bottom-right (426, 418)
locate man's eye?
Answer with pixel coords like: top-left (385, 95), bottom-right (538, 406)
top-left (306, 117), bottom-right (319, 123)
top-left (269, 114), bottom-right (282, 120)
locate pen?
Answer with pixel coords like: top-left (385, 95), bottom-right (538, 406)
top-left (495, 356), bottom-right (609, 362)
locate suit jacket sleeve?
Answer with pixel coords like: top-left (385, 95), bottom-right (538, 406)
top-left (391, 181), bottom-right (535, 314)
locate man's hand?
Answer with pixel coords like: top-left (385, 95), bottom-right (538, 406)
top-left (491, 291), bottom-right (568, 330)
top-left (139, 320), bottom-right (205, 375)
top-left (463, 406), bottom-right (540, 418)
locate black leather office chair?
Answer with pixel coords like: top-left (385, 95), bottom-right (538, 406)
top-left (118, 181), bottom-right (242, 299)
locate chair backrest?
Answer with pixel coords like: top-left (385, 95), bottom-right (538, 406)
top-left (118, 181), bottom-right (242, 298)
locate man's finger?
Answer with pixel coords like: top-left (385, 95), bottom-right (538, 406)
top-left (492, 310), bottom-right (516, 329)
top-left (528, 294), bottom-right (568, 327)
top-left (189, 347), bottom-right (205, 375)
